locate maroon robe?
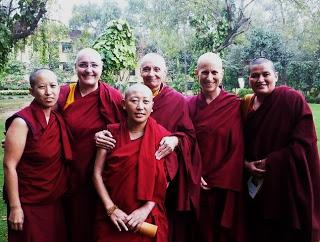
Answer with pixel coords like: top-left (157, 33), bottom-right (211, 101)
top-left (151, 85), bottom-right (201, 242)
top-left (188, 90), bottom-right (245, 242)
top-left (244, 86), bottom-right (320, 242)
top-left (95, 117), bottom-right (175, 242)
top-left (5, 100), bottom-right (72, 242)
top-left (58, 81), bottom-right (124, 242)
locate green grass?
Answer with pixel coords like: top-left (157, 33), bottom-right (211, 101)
top-left (0, 102), bottom-right (319, 241)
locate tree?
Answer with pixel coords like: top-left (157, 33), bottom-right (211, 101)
top-left (92, 19), bottom-right (137, 89)
top-left (0, 0), bottom-right (48, 70)
top-left (69, 0), bottom-right (121, 43)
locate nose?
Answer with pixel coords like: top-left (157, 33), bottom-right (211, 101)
top-left (136, 100), bottom-right (143, 110)
top-left (257, 74), bottom-right (264, 82)
top-left (45, 86), bottom-right (53, 95)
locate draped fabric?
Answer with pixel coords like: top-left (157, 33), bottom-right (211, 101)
top-left (5, 100), bottom-right (71, 242)
top-left (151, 85), bottom-right (201, 242)
top-left (244, 86), bottom-right (320, 242)
top-left (188, 90), bottom-right (246, 242)
top-left (95, 117), bottom-right (175, 242)
top-left (58, 81), bottom-right (124, 242)
top-left (152, 85), bottom-right (201, 212)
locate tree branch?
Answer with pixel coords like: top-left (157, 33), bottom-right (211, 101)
top-left (11, 5), bottom-right (47, 42)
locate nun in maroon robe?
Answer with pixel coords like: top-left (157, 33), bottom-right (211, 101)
top-left (57, 48), bottom-right (124, 242)
top-left (188, 52), bottom-right (245, 242)
top-left (94, 117), bottom-right (174, 242)
top-left (4, 69), bottom-right (72, 242)
top-left (244, 58), bottom-right (320, 242)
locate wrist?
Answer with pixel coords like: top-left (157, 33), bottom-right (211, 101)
top-left (106, 204), bottom-right (118, 217)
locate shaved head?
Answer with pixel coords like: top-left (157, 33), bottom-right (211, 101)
top-left (140, 53), bottom-right (167, 72)
top-left (29, 69), bottom-right (57, 87)
top-left (75, 48), bottom-right (102, 65)
top-left (249, 57), bottom-right (276, 72)
top-left (197, 52), bottom-right (223, 69)
top-left (125, 83), bottom-right (153, 100)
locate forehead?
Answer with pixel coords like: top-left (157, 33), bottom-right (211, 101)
top-left (141, 58), bottom-right (165, 69)
top-left (35, 71), bottom-right (57, 83)
top-left (126, 89), bottom-right (152, 99)
top-left (198, 59), bottom-right (223, 70)
top-left (250, 62), bottom-right (274, 73)
top-left (77, 52), bottom-right (101, 63)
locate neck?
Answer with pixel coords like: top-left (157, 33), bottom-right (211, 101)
top-left (203, 87), bottom-right (221, 104)
top-left (78, 82), bottom-right (99, 96)
top-left (127, 120), bottom-right (147, 140)
top-left (152, 84), bottom-right (162, 96)
top-left (42, 108), bottom-right (51, 124)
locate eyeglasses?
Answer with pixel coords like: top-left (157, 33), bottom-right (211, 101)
top-left (77, 63), bottom-right (100, 69)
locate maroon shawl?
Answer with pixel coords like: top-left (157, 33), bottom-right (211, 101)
top-left (244, 86), bottom-right (320, 241)
top-left (152, 85), bottom-right (201, 212)
top-left (5, 100), bottom-right (71, 204)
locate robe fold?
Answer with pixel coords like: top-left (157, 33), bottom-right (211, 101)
top-left (58, 81), bottom-right (124, 242)
top-left (188, 90), bottom-right (246, 242)
top-left (151, 85), bottom-right (201, 242)
top-left (5, 100), bottom-right (71, 242)
top-left (95, 117), bottom-right (175, 242)
top-left (244, 86), bottom-right (320, 242)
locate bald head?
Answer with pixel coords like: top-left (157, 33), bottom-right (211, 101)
top-left (125, 83), bottom-right (153, 100)
top-left (140, 53), bottom-right (167, 72)
top-left (75, 48), bottom-right (102, 65)
top-left (249, 57), bottom-right (276, 72)
top-left (29, 69), bottom-right (57, 87)
top-left (197, 52), bottom-right (223, 69)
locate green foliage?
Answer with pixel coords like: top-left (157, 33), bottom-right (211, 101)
top-left (190, 13), bottom-right (229, 53)
top-left (93, 19), bottom-right (137, 85)
top-left (0, 0), bottom-right (48, 71)
top-left (237, 88), bottom-right (253, 98)
top-left (0, 56), bottom-right (27, 90)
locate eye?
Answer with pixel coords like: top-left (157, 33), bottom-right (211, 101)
top-left (250, 73), bottom-right (259, 78)
top-left (91, 63), bottom-right (99, 68)
top-left (51, 84), bottom-right (57, 88)
top-left (211, 71), bottom-right (218, 75)
top-left (201, 71), bottom-right (209, 75)
top-left (78, 63), bottom-right (88, 68)
top-left (154, 67), bottom-right (161, 72)
top-left (142, 67), bottom-right (151, 72)
top-left (262, 72), bottom-right (270, 77)
top-left (143, 100), bottom-right (150, 104)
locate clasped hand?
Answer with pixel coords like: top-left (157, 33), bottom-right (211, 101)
top-left (110, 206), bottom-right (150, 232)
top-left (244, 158), bottom-right (267, 178)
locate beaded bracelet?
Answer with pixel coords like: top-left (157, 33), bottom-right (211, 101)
top-left (107, 205), bottom-right (118, 217)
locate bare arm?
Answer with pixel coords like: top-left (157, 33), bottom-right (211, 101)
top-left (4, 117), bottom-right (28, 231)
top-left (93, 148), bottom-right (128, 231)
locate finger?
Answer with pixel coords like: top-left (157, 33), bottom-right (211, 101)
top-left (18, 222), bottom-right (23, 231)
top-left (114, 220), bottom-right (122, 231)
top-left (118, 219), bottom-right (128, 231)
top-left (201, 177), bottom-right (207, 186)
top-left (103, 130), bottom-right (113, 138)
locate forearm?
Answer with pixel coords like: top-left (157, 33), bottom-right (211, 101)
top-left (140, 201), bottom-right (155, 215)
top-left (93, 174), bottom-right (115, 209)
top-left (4, 165), bottom-right (21, 209)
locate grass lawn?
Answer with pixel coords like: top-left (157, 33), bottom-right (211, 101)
top-left (0, 102), bottom-right (319, 241)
